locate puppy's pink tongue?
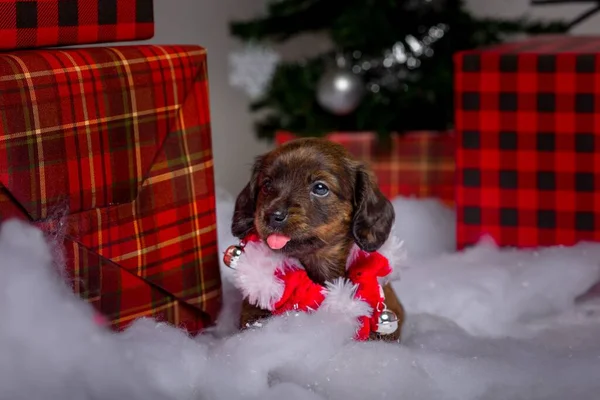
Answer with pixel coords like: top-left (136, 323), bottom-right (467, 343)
top-left (266, 234), bottom-right (291, 250)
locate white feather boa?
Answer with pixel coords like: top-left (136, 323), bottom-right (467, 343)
top-left (232, 234), bottom-right (405, 309)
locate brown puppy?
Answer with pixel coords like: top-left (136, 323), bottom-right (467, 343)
top-left (231, 137), bottom-right (405, 341)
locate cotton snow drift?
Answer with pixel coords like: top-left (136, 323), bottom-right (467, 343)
top-left (0, 191), bottom-right (599, 400)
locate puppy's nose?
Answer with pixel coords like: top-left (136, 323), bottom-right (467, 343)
top-left (268, 209), bottom-right (288, 227)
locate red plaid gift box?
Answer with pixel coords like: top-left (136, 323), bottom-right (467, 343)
top-left (0, 45), bottom-right (221, 333)
top-left (455, 35), bottom-right (600, 250)
top-left (275, 131), bottom-right (456, 206)
top-left (0, 0), bottom-right (154, 50)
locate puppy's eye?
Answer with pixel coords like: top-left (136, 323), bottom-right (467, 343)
top-left (311, 182), bottom-right (329, 197)
top-left (261, 179), bottom-right (272, 195)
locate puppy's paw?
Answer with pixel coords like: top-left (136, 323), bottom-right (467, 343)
top-left (0, 219), bottom-right (53, 265)
top-left (320, 278), bottom-right (372, 320)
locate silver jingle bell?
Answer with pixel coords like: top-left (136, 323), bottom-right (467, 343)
top-left (223, 245), bottom-right (243, 269)
top-left (376, 308), bottom-right (399, 335)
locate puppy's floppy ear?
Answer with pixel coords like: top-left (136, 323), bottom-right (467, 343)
top-left (231, 156), bottom-right (264, 239)
top-left (352, 164), bottom-right (395, 252)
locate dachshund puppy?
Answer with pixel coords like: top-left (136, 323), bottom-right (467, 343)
top-left (231, 137), bottom-right (404, 341)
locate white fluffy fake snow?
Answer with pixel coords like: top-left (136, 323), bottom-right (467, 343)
top-left (0, 191), bottom-right (599, 400)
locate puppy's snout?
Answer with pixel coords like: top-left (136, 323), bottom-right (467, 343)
top-left (267, 209), bottom-right (288, 228)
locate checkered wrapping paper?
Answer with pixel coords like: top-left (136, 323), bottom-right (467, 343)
top-left (0, 0), bottom-right (154, 50)
top-left (455, 35), bottom-right (600, 250)
top-left (0, 45), bottom-right (221, 333)
top-left (275, 131), bottom-right (456, 206)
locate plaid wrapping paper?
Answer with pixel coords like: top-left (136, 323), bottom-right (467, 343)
top-left (0, 45), bottom-right (221, 333)
top-left (0, 0), bottom-right (154, 50)
top-left (275, 131), bottom-right (456, 206)
top-left (455, 35), bottom-right (600, 250)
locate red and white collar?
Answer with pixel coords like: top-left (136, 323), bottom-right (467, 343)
top-left (229, 233), bottom-right (405, 340)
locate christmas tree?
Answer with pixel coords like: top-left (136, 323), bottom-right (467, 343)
top-left (229, 0), bottom-right (567, 141)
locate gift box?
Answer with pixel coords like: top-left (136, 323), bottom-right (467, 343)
top-left (455, 35), bottom-right (600, 249)
top-left (275, 131), bottom-right (456, 206)
top-left (0, 0), bottom-right (154, 50)
top-left (0, 45), bottom-right (221, 333)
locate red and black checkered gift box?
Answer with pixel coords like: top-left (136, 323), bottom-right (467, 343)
top-left (0, 0), bottom-right (154, 50)
top-left (455, 35), bottom-right (600, 250)
top-left (0, 45), bottom-right (221, 333)
top-left (276, 131), bottom-right (456, 206)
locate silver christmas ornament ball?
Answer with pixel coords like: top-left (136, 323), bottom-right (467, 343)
top-left (316, 67), bottom-right (365, 116)
top-left (376, 309), bottom-right (399, 335)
